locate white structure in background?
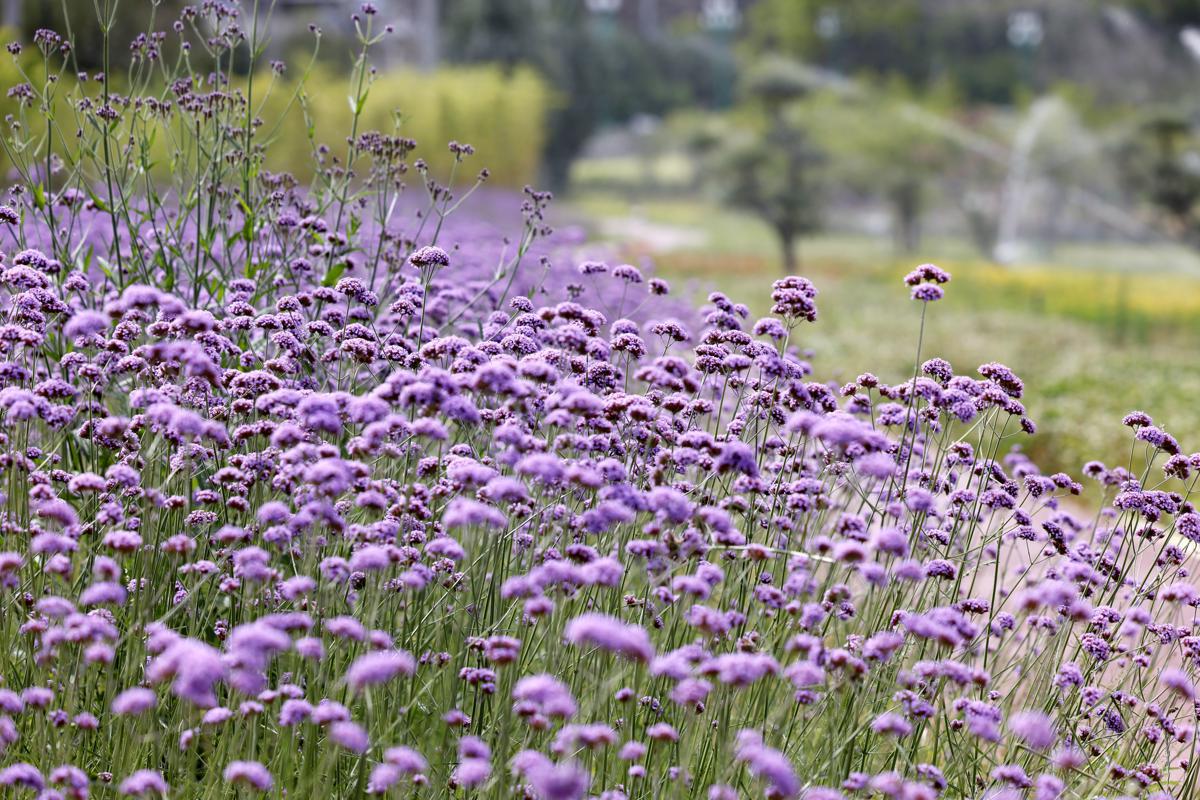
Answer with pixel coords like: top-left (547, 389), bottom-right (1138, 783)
top-left (701, 0), bottom-right (739, 31)
top-left (1181, 26), bottom-right (1200, 63)
top-left (1006, 10), bottom-right (1044, 49)
top-left (993, 97), bottom-right (1065, 263)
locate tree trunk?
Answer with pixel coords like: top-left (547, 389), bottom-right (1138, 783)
top-left (961, 198), bottom-right (999, 260)
top-left (778, 229), bottom-right (798, 274)
top-left (892, 181), bottom-right (922, 254)
top-left (1, 0), bottom-right (18, 31)
top-left (415, 0), bottom-right (440, 71)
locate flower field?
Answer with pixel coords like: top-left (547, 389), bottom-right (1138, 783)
top-left (0, 3), bottom-right (1198, 799)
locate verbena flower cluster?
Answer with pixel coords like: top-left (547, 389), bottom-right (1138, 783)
top-left (0, 4), bottom-right (1198, 800)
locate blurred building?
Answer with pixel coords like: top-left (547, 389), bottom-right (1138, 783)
top-left (598, 0), bottom-right (761, 37)
top-left (266, 0), bottom-right (762, 68)
top-left (270, 0), bottom-right (438, 68)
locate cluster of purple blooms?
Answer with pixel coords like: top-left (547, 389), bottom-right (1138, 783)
top-left (0, 186), bottom-right (1197, 799)
top-left (1, 6), bottom-right (1200, 800)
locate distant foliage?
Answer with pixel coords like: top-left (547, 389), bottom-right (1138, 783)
top-left (702, 58), bottom-right (824, 273)
top-left (0, 61), bottom-right (548, 190)
top-left (258, 64), bottom-right (550, 188)
top-left (443, 0), bottom-right (736, 188)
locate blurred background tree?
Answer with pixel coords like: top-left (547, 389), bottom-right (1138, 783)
top-left (442, 0), bottom-right (734, 189)
top-left (7, 0), bottom-right (1200, 248)
top-left (804, 79), bottom-right (960, 253)
top-left (1116, 110), bottom-right (1200, 248)
top-left (743, 0), bottom-right (1187, 104)
top-left (702, 57), bottom-right (822, 272)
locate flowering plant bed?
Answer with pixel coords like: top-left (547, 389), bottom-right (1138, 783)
top-left (0, 3), bottom-right (1195, 800)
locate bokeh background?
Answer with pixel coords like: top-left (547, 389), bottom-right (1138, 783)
top-left (9, 0), bottom-right (1200, 474)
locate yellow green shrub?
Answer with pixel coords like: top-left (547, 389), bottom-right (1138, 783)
top-left (0, 59), bottom-right (549, 189)
top-left (256, 64), bottom-right (550, 187)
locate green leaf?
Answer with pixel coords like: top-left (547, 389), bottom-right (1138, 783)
top-left (321, 261), bottom-right (348, 288)
top-left (86, 189), bottom-right (110, 214)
